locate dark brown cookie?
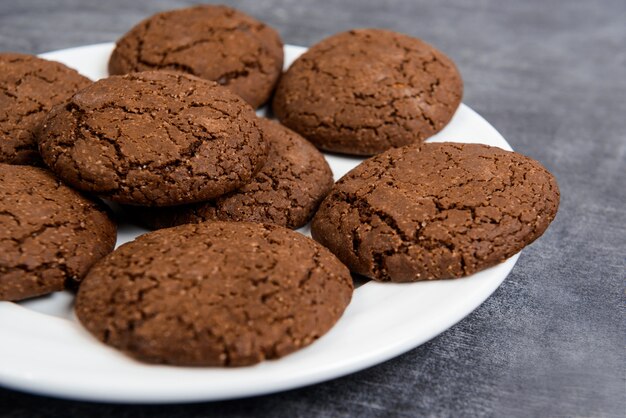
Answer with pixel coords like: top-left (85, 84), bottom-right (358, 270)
top-left (109, 5), bottom-right (284, 108)
top-left (0, 164), bottom-right (117, 301)
top-left (273, 29), bottom-right (463, 156)
top-left (75, 221), bottom-right (353, 366)
top-left (129, 118), bottom-right (334, 229)
top-left (311, 142), bottom-right (560, 282)
top-left (0, 53), bottom-right (91, 165)
top-left (38, 71), bottom-right (268, 206)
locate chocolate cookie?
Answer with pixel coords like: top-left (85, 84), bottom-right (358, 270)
top-left (38, 71), bottom-right (268, 206)
top-left (75, 221), bottom-right (353, 366)
top-left (273, 29), bottom-right (463, 156)
top-left (0, 53), bottom-right (91, 165)
top-left (129, 118), bottom-right (334, 229)
top-left (0, 164), bottom-right (116, 301)
top-left (109, 5), bottom-right (284, 108)
top-left (311, 142), bottom-right (560, 282)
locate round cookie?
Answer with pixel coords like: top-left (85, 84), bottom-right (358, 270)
top-left (0, 53), bottom-right (91, 165)
top-left (273, 29), bottom-right (463, 156)
top-left (311, 142), bottom-right (560, 282)
top-left (0, 164), bottom-right (116, 301)
top-left (75, 221), bottom-right (353, 366)
top-left (129, 118), bottom-right (334, 229)
top-left (109, 5), bottom-right (284, 108)
top-left (38, 71), bottom-right (268, 206)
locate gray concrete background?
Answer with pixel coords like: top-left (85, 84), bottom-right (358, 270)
top-left (1, 0), bottom-right (624, 416)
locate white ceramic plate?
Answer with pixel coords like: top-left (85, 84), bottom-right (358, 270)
top-left (0, 43), bottom-right (519, 403)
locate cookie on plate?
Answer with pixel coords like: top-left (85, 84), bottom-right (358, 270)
top-left (128, 118), bottom-right (334, 229)
top-left (75, 221), bottom-right (353, 366)
top-left (0, 164), bottom-right (116, 301)
top-left (273, 29), bottom-right (463, 156)
top-left (0, 53), bottom-right (91, 166)
top-left (311, 142), bottom-right (560, 282)
top-left (38, 71), bottom-right (268, 206)
top-left (109, 5), bottom-right (284, 108)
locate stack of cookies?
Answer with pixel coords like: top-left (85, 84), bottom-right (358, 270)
top-left (0, 5), bottom-right (559, 367)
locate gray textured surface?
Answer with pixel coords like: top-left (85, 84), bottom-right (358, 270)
top-left (1, 0), bottom-right (624, 416)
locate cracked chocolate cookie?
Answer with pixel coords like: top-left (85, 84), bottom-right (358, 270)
top-left (128, 118), bottom-right (334, 229)
top-left (75, 221), bottom-right (353, 366)
top-left (0, 164), bottom-right (116, 301)
top-left (273, 29), bottom-right (463, 156)
top-left (0, 53), bottom-right (91, 166)
top-left (109, 5), bottom-right (284, 108)
top-left (38, 71), bottom-right (268, 206)
top-left (311, 142), bottom-right (560, 282)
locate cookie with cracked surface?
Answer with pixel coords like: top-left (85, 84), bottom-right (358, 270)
top-left (272, 29), bottom-right (463, 156)
top-left (109, 5), bottom-right (284, 108)
top-left (311, 142), bottom-right (560, 282)
top-left (0, 164), bottom-right (116, 301)
top-left (0, 53), bottom-right (91, 166)
top-left (75, 221), bottom-right (353, 366)
top-left (38, 71), bottom-right (268, 206)
top-left (127, 118), bottom-right (334, 229)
